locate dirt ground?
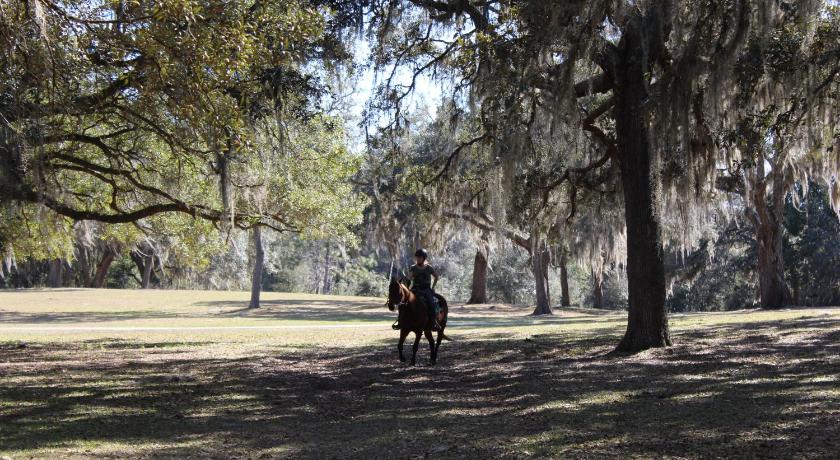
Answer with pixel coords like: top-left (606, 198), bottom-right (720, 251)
top-left (1, 290), bottom-right (838, 458)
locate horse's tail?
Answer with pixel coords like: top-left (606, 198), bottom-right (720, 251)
top-left (437, 295), bottom-right (452, 341)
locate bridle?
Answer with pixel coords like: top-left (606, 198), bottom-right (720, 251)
top-left (386, 280), bottom-right (409, 311)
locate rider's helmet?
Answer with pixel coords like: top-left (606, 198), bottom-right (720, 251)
top-left (414, 248), bottom-right (428, 259)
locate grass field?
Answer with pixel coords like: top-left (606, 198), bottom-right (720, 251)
top-left (1, 289), bottom-right (838, 458)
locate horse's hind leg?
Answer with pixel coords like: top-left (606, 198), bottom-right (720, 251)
top-left (434, 329), bottom-right (444, 362)
top-left (424, 330), bottom-right (436, 365)
top-left (398, 329), bottom-right (409, 362)
top-left (410, 332), bottom-right (422, 366)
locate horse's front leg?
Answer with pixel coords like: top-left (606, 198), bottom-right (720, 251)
top-left (397, 329), bottom-right (409, 362)
top-left (410, 331), bottom-right (422, 366)
top-left (424, 329), bottom-right (436, 365)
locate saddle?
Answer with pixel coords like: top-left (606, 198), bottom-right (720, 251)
top-left (411, 289), bottom-right (442, 312)
top-left (391, 293), bottom-right (446, 330)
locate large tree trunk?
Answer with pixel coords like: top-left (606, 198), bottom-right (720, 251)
top-left (141, 252), bottom-right (154, 289)
top-left (76, 247), bottom-right (93, 287)
top-left (64, 259), bottom-right (77, 287)
top-left (544, 260), bottom-right (551, 306)
top-left (130, 249), bottom-right (155, 288)
top-left (249, 226), bottom-right (264, 309)
top-left (531, 237), bottom-right (552, 315)
top-left (91, 248), bottom-right (115, 288)
top-left (47, 258), bottom-right (64, 287)
top-left (753, 171), bottom-right (791, 309)
top-left (467, 248), bottom-right (489, 304)
top-left (559, 255), bottom-right (571, 307)
top-left (322, 242), bottom-right (332, 295)
top-left (756, 222), bottom-right (788, 308)
top-left (613, 18), bottom-right (670, 351)
top-left (592, 268), bottom-right (604, 309)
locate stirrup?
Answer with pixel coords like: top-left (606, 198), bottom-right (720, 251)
top-left (391, 319), bottom-right (400, 330)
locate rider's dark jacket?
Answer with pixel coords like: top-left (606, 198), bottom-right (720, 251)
top-left (408, 263), bottom-right (438, 313)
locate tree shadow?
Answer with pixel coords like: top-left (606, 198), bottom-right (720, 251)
top-left (1, 316), bottom-right (838, 458)
top-left (0, 293), bottom-right (625, 328)
top-left (1, 288), bottom-right (93, 293)
top-left (193, 300), bottom-right (623, 328)
top-left (0, 310), bottom-right (188, 324)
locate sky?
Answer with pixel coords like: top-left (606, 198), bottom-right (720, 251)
top-left (343, 38), bottom-right (444, 152)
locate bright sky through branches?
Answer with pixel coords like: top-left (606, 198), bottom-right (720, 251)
top-left (346, 38), bottom-right (443, 153)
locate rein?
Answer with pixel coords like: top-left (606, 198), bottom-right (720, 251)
top-left (389, 282), bottom-right (411, 330)
top-left (389, 281), bottom-right (412, 330)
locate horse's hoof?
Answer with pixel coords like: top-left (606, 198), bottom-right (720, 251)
top-left (410, 360), bottom-right (416, 366)
top-left (399, 356), bottom-right (406, 362)
top-left (429, 360), bottom-right (437, 366)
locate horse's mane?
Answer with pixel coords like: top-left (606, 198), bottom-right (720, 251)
top-left (398, 281), bottom-right (412, 300)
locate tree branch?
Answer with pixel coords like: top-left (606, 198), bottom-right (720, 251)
top-left (409, 0), bottom-right (489, 30)
top-left (424, 133), bottom-right (488, 185)
top-left (444, 206), bottom-right (531, 250)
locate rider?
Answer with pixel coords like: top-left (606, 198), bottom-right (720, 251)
top-left (407, 248), bottom-right (442, 331)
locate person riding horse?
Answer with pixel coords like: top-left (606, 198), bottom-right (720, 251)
top-left (390, 249), bottom-right (443, 332)
top-left (386, 249), bottom-right (449, 365)
top-left (407, 248), bottom-right (443, 331)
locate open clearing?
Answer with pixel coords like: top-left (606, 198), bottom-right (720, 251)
top-left (1, 289), bottom-right (839, 458)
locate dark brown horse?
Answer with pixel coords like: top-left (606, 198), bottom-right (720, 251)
top-left (386, 277), bottom-right (448, 365)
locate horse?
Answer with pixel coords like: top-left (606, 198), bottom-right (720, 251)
top-left (386, 277), bottom-right (448, 365)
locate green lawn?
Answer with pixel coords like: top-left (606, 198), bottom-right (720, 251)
top-left (1, 289), bottom-right (838, 458)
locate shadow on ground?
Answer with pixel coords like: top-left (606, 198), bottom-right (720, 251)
top-left (0, 298), bottom-right (387, 324)
top-left (0, 298), bottom-right (620, 328)
top-left (1, 317), bottom-right (838, 458)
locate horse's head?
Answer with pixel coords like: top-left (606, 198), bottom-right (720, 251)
top-left (386, 277), bottom-right (405, 311)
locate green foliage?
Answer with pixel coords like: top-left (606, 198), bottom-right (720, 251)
top-left (785, 184), bottom-right (840, 305)
top-left (106, 254), bottom-right (141, 289)
top-left (485, 245), bottom-right (534, 305)
top-left (0, 0), bottom-right (353, 232)
top-left (0, 1), bottom-right (366, 286)
top-left (666, 185), bottom-right (840, 311)
top-left (333, 255), bottom-right (388, 297)
top-left (3, 0), bottom-right (837, 317)
top-left (260, 115), bottom-right (367, 242)
top-left (0, 205), bottom-right (75, 264)
top-left (667, 240), bottom-right (757, 313)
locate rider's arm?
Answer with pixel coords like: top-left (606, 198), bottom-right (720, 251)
top-left (432, 269), bottom-right (439, 290)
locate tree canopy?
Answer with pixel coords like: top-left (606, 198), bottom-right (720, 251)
top-left (1, 0), bottom-right (366, 270)
top-left (1, 0), bottom-right (838, 353)
top-left (363, 0), bottom-right (839, 350)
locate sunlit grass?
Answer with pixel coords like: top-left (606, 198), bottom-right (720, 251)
top-left (1, 288), bottom-right (837, 345)
top-left (1, 289), bottom-right (838, 458)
